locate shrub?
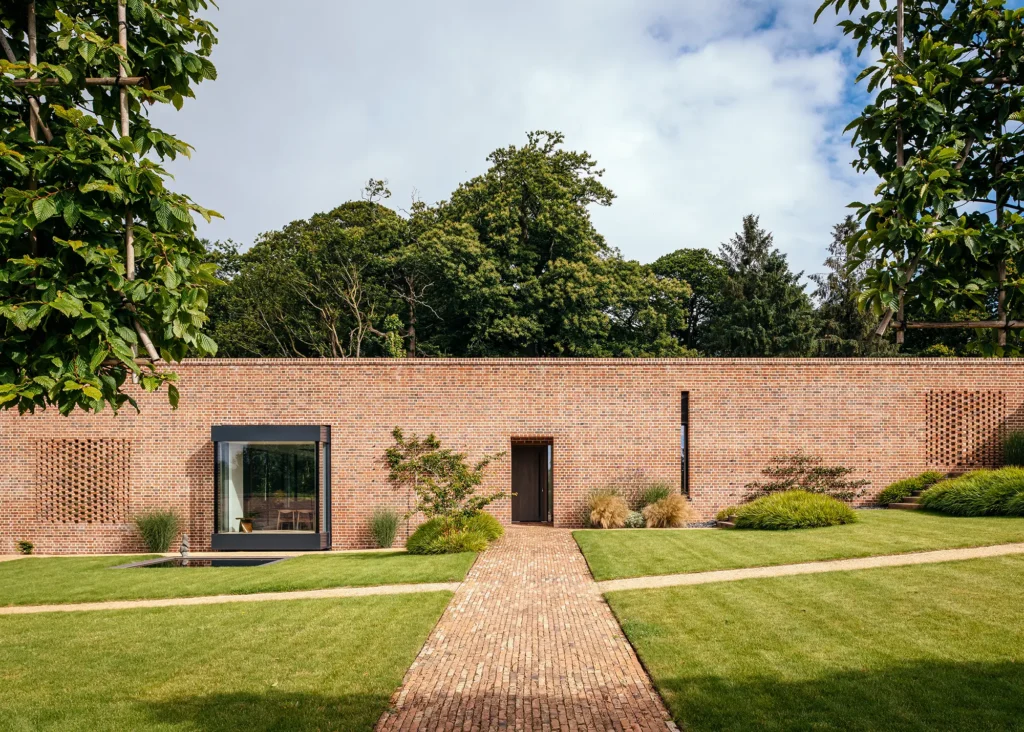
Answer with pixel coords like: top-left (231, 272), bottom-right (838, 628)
top-left (1005, 431), bottom-right (1024, 467)
top-left (877, 471), bottom-right (945, 505)
top-left (589, 491), bottom-right (629, 529)
top-left (133, 510), bottom-right (182, 553)
top-left (920, 468), bottom-right (1024, 516)
top-left (369, 507), bottom-right (400, 548)
top-left (643, 494), bottom-right (693, 528)
top-left (732, 491), bottom-right (858, 531)
top-left (405, 512), bottom-right (501, 555)
top-left (465, 511), bottom-right (504, 541)
top-left (16, 540), bottom-right (33, 555)
top-left (428, 527), bottom-right (489, 554)
top-left (637, 483), bottom-right (672, 508)
top-left (624, 510), bottom-right (646, 528)
top-left (745, 454), bottom-right (869, 501)
top-left (1007, 492), bottom-right (1024, 516)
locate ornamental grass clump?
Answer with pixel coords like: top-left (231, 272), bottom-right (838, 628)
top-left (877, 471), bottom-right (945, 505)
top-left (732, 491), bottom-right (857, 531)
top-left (1007, 492), bottom-right (1024, 517)
top-left (642, 494), bottom-right (693, 528)
top-left (638, 483), bottom-right (672, 508)
top-left (1005, 431), bottom-right (1024, 467)
top-left (919, 468), bottom-right (1024, 517)
top-left (369, 507), bottom-right (400, 548)
top-left (588, 490), bottom-right (628, 529)
top-left (405, 514), bottom-right (498, 555)
top-left (465, 511), bottom-right (504, 541)
top-left (133, 510), bottom-right (182, 553)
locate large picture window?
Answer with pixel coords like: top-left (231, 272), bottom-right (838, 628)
top-left (211, 425), bottom-right (330, 551)
top-left (216, 442), bottom-right (317, 534)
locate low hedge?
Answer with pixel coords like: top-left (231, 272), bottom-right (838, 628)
top-left (406, 512), bottom-right (504, 554)
top-left (877, 471), bottom-right (945, 505)
top-left (919, 468), bottom-right (1024, 517)
top-left (732, 490), bottom-right (858, 531)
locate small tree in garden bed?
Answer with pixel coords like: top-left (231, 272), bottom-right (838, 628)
top-left (745, 454), bottom-right (869, 502)
top-left (385, 427), bottom-right (506, 522)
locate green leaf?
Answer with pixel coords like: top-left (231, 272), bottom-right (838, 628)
top-left (32, 197), bottom-right (58, 223)
top-left (50, 292), bottom-right (85, 318)
top-left (78, 42), bottom-right (97, 64)
top-left (82, 385), bottom-right (103, 400)
top-left (168, 383), bottom-right (180, 409)
top-left (195, 331), bottom-right (218, 355)
top-left (63, 201), bottom-right (81, 228)
top-left (88, 346), bottom-right (109, 372)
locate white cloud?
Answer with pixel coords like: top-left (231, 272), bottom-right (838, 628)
top-left (153, 0), bottom-right (876, 277)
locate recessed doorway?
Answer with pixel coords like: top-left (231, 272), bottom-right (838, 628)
top-left (511, 442), bottom-right (552, 523)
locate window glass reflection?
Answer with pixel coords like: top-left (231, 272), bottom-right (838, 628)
top-left (216, 442), bottom-right (316, 533)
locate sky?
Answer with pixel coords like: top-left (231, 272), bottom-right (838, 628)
top-left (152, 0), bottom-right (878, 278)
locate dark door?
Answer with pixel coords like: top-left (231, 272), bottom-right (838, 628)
top-left (511, 445), bottom-right (547, 522)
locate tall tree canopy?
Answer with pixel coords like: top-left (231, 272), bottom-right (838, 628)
top-left (818, 0), bottom-right (1024, 355)
top-left (210, 132), bottom-right (693, 359)
top-left (650, 247), bottom-right (728, 352)
top-left (703, 215), bottom-right (817, 357)
top-left (442, 130), bottom-right (690, 356)
top-left (812, 216), bottom-right (898, 356)
top-left (1, 0), bottom-right (219, 414)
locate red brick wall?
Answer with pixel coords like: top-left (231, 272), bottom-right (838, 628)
top-left (2, 358), bottom-right (1022, 554)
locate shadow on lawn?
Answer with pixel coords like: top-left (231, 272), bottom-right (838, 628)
top-left (143, 691), bottom-right (391, 732)
top-left (659, 660), bottom-right (1024, 732)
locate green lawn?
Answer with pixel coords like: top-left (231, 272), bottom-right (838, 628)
top-left (574, 510), bottom-right (1024, 580)
top-left (0, 593), bottom-right (450, 732)
top-left (0, 551), bottom-right (475, 606)
top-left (607, 555), bottom-right (1024, 731)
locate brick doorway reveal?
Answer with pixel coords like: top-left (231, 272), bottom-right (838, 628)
top-left (511, 437), bottom-right (553, 524)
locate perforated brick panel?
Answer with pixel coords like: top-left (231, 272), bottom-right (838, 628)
top-left (926, 390), bottom-right (1006, 469)
top-left (36, 439), bottom-right (132, 523)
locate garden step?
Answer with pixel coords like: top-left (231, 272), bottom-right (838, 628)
top-left (901, 496), bottom-right (922, 503)
top-left (716, 520), bottom-right (736, 529)
top-left (888, 503), bottom-right (924, 510)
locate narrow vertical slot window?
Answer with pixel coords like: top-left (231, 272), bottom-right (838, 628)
top-left (681, 392), bottom-right (690, 497)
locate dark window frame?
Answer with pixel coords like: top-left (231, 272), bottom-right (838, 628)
top-left (211, 425), bottom-right (331, 551)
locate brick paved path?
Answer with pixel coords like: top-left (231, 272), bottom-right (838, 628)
top-left (376, 526), bottom-right (675, 731)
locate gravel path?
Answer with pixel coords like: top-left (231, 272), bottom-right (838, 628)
top-left (596, 542), bottom-right (1024, 593)
top-left (0, 581), bottom-right (461, 615)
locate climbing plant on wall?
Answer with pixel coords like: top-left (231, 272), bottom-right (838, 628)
top-left (0, 0), bottom-right (220, 414)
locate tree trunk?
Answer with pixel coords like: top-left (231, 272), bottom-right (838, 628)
top-left (406, 279), bottom-right (417, 357)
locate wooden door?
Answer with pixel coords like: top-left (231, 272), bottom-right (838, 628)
top-left (511, 445), bottom-right (547, 522)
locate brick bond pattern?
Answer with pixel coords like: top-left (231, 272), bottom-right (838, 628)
top-left (376, 525), bottom-right (674, 731)
top-left (1, 358), bottom-right (1023, 554)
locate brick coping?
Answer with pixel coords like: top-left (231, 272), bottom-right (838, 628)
top-left (177, 356), bottom-right (1024, 367)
